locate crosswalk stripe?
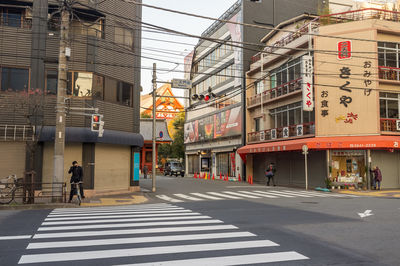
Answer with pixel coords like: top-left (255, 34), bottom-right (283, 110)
top-left (47, 209), bottom-right (192, 218)
top-left (38, 219), bottom-right (224, 231)
top-left (33, 225), bottom-right (238, 239)
top-left (51, 204), bottom-right (174, 213)
top-left (27, 232), bottom-right (256, 250)
top-left (238, 191), bottom-right (278, 198)
top-left (42, 215), bottom-right (212, 226)
top-left (156, 195), bottom-right (184, 202)
top-left (295, 190), bottom-right (353, 198)
top-left (222, 191), bottom-right (261, 199)
top-left (173, 194), bottom-right (204, 201)
top-left (18, 240), bottom-right (278, 264)
top-left (45, 212), bottom-right (202, 221)
top-left (115, 252), bottom-right (309, 266)
top-left (49, 207), bottom-right (184, 215)
top-left (281, 190), bottom-right (330, 198)
top-left (0, 235), bottom-right (31, 240)
top-left (190, 193), bottom-right (223, 200)
top-left (254, 190), bottom-right (295, 198)
top-left (269, 190), bottom-right (314, 198)
top-left (206, 192), bottom-right (241, 199)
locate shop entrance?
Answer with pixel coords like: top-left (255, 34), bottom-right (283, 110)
top-left (330, 150), bottom-right (366, 186)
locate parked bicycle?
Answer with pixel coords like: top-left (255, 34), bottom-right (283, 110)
top-left (0, 175), bottom-right (23, 204)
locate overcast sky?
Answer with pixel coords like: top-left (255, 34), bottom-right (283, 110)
top-left (141, 0), bottom-right (238, 99)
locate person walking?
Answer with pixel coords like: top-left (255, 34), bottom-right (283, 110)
top-left (265, 162), bottom-right (276, 186)
top-left (143, 165), bottom-right (149, 179)
top-left (68, 161), bottom-right (84, 203)
top-left (372, 166), bottom-right (382, 190)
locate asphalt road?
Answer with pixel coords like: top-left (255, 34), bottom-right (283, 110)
top-left (0, 175), bottom-right (399, 265)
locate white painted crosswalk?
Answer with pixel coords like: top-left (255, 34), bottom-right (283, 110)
top-left (156, 189), bottom-right (358, 203)
top-left (18, 203), bottom-right (310, 265)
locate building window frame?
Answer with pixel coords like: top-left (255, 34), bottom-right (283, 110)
top-left (379, 92), bottom-right (400, 119)
top-left (0, 66), bottom-right (30, 92)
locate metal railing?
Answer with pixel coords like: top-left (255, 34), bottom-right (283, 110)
top-left (379, 66), bottom-right (400, 81)
top-left (251, 8), bottom-right (400, 64)
top-left (380, 118), bottom-right (400, 132)
top-left (247, 78), bottom-right (302, 107)
top-left (248, 122), bottom-right (315, 143)
top-left (0, 125), bottom-right (35, 141)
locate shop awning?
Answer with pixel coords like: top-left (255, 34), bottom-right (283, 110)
top-left (238, 135), bottom-right (400, 160)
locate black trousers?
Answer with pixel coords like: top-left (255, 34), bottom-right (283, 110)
top-left (69, 183), bottom-right (84, 201)
top-left (267, 175), bottom-right (276, 186)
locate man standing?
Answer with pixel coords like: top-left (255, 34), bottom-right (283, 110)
top-left (265, 162), bottom-right (276, 186)
top-left (372, 166), bottom-right (383, 190)
top-left (143, 165), bottom-right (149, 179)
top-left (68, 161), bottom-right (84, 203)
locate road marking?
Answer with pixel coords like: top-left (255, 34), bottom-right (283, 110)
top-left (27, 232), bottom-right (256, 249)
top-left (222, 191), bottom-right (261, 199)
top-left (51, 203), bottom-right (172, 213)
top-left (38, 219), bottom-right (224, 231)
top-left (0, 235), bottom-right (31, 240)
top-left (190, 193), bottom-right (223, 200)
top-left (173, 194), bottom-right (204, 201)
top-left (206, 192), bottom-right (241, 199)
top-left (42, 215), bottom-right (212, 226)
top-left (115, 252), bottom-right (309, 266)
top-left (45, 212), bottom-right (201, 221)
top-left (254, 190), bottom-right (295, 198)
top-left (358, 210), bottom-right (374, 218)
top-left (281, 190), bottom-right (329, 197)
top-left (226, 186), bottom-right (266, 188)
top-left (269, 190), bottom-right (314, 198)
top-left (238, 191), bottom-right (278, 198)
top-left (47, 209), bottom-right (192, 218)
top-left (33, 225), bottom-right (238, 239)
top-left (156, 195), bottom-right (183, 202)
top-left (18, 240), bottom-right (278, 264)
top-left (50, 206), bottom-right (183, 215)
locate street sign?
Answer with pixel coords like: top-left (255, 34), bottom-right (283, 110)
top-left (302, 144), bottom-right (308, 154)
top-left (159, 131), bottom-right (164, 139)
top-left (172, 78), bottom-right (192, 89)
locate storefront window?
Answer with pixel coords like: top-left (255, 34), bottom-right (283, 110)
top-left (331, 150), bottom-right (365, 184)
top-left (216, 152), bottom-right (235, 177)
top-left (0, 67), bottom-right (29, 92)
top-left (187, 155), bottom-right (199, 174)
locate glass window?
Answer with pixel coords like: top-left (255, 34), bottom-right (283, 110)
top-left (270, 74), bottom-right (276, 88)
top-left (1, 8), bottom-right (22, 28)
top-left (387, 100), bottom-right (399, 118)
top-left (46, 70), bottom-right (58, 95)
top-left (117, 81), bottom-right (132, 106)
top-left (1, 68), bottom-right (29, 92)
top-left (115, 24), bottom-right (133, 49)
top-left (380, 99), bottom-right (387, 118)
top-left (254, 117), bottom-right (260, 131)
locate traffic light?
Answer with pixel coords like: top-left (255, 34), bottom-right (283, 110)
top-left (191, 87), bottom-right (216, 102)
top-left (91, 114), bottom-right (101, 132)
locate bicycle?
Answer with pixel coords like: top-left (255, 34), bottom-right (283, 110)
top-left (0, 175), bottom-right (23, 204)
top-left (70, 182), bottom-right (82, 206)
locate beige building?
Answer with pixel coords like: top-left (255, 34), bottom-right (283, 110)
top-left (239, 8), bottom-right (400, 189)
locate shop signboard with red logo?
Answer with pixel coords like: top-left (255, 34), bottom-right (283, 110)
top-left (338, 41), bottom-right (352, 60)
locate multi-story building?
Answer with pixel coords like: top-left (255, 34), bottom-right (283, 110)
top-left (0, 0), bottom-right (143, 196)
top-left (184, 0), bottom-right (322, 179)
top-left (240, 5), bottom-right (400, 189)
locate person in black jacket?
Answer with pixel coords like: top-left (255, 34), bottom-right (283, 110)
top-left (68, 161), bottom-right (84, 202)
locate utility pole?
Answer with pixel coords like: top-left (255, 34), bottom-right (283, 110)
top-left (53, 1), bottom-right (70, 202)
top-left (152, 63), bottom-right (157, 192)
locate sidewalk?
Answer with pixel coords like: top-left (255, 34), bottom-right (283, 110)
top-left (335, 189), bottom-right (400, 198)
top-left (0, 191), bottom-right (149, 210)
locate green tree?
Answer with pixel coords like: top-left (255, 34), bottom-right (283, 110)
top-left (140, 112), bottom-right (152, 118)
top-left (171, 112), bottom-right (185, 160)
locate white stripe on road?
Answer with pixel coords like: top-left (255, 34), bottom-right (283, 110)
top-left (222, 191), bottom-right (261, 199)
top-left (49, 207), bottom-right (184, 215)
top-left (47, 209), bottom-right (192, 218)
top-left (294, 190), bottom-right (354, 198)
top-left (42, 215), bottom-right (211, 226)
top-left (33, 225), bottom-right (238, 239)
top-left (45, 212), bottom-right (201, 221)
top-left (115, 252), bottom-right (309, 266)
top-left (281, 190), bottom-right (330, 198)
top-left (238, 191), bottom-right (278, 198)
top-left (27, 232), bottom-right (256, 250)
top-left (156, 195), bottom-right (183, 202)
top-left (38, 219), bottom-right (223, 231)
top-left (173, 194), bottom-right (204, 201)
top-left (18, 240), bottom-right (278, 264)
top-left (0, 235), bottom-right (31, 240)
top-left (253, 190), bottom-right (295, 198)
top-left (269, 190), bottom-right (314, 198)
top-left (207, 192), bottom-right (241, 199)
top-left (190, 193), bottom-right (223, 200)
top-left (51, 204), bottom-right (174, 213)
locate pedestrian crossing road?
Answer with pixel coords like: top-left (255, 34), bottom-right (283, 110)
top-left (155, 189), bottom-right (358, 203)
top-left (18, 203), bottom-right (310, 265)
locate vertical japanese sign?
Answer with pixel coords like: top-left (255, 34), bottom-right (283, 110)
top-left (133, 152), bottom-right (140, 182)
top-left (301, 55), bottom-right (314, 111)
top-left (227, 12), bottom-right (243, 88)
top-left (314, 25), bottom-right (379, 136)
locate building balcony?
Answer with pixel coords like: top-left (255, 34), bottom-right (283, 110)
top-left (380, 118), bottom-right (400, 133)
top-left (379, 66), bottom-right (400, 82)
top-left (248, 122), bottom-right (315, 144)
top-left (247, 78), bottom-right (302, 108)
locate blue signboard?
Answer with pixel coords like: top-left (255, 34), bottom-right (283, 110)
top-left (133, 152), bottom-right (140, 181)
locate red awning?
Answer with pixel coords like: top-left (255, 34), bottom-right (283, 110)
top-left (238, 135), bottom-right (400, 160)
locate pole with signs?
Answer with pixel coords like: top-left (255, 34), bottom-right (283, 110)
top-left (302, 145), bottom-right (309, 190)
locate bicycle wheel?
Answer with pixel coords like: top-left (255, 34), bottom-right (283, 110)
top-left (0, 186), bottom-right (15, 204)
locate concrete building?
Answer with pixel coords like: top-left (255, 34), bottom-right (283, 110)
top-left (185, 0), bottom-right (322, 179)
top-left (240, 7), bottom-right (400, 189)
top-left (0, 0), bottom-right (143, 196)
